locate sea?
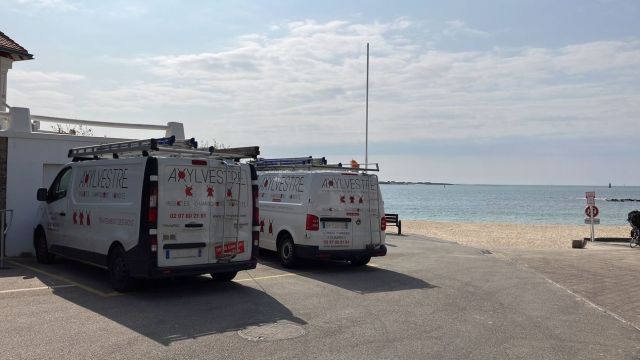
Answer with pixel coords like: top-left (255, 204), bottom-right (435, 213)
top-left (380, 184), bottom-right (640, 226)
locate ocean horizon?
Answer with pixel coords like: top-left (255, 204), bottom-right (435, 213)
top-left (380, 184), bottom-right (640, 226)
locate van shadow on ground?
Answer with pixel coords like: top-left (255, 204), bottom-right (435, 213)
top-left (258, 251), bottom-right (436, 294)
top-left (16, 259), bottom-right (305, 346)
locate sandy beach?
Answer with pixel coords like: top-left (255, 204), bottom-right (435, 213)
top-left (394, 220), bottom-right (630, 250)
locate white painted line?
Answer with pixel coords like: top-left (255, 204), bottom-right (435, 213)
top-left (0, 284), bottom-right (75, 294)
top-left (235, 273), bottom-right (298, 282)
top-left (8, 261), bottom-right (122, 297)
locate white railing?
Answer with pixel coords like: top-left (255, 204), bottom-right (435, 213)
top-left (0, 106), bottom-right (185, 138)
top-left (31, 114), bottom-right (168, 131)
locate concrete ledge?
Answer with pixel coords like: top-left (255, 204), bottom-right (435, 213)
top-left (583, 237), bottom-right (630, 243)
top-left (572, 239), bottom-right (586, 249)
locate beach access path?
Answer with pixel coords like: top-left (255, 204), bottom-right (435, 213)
top-left (498, 243), bottom-right (640, 332)
top-left (399, 221), bottom-right (640, 333)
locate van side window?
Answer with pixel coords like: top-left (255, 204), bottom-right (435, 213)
top-left (49, 167), bottom-right (72, 202)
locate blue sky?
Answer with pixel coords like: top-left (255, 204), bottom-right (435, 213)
top-left (2, 0), bottom-right (640, 185)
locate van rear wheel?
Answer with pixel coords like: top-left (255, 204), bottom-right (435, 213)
top-left (210, 271), bottom-right (238, 282)
top-left (350, 255), bottom-right (371, 266)
top-left (109, 246), bottom-right (133, 292)
top-left (34, 231), bottom-right (55, 264)
top-left (278, 234), bottom-right (297, 268)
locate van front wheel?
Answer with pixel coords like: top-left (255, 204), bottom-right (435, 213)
top-left (278, 234), bottom-right (297, 268)
top-left (109, 246), bottom-right (133, 292)
top-left (34, 231), bottom-right (55, 264)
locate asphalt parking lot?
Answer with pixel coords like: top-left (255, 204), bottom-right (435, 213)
top-left (1, 235), bottom-right (639, 360)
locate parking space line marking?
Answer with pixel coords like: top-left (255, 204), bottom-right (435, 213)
top-left (8, 261), bottom-right (122, 298)
top-left (236, 264), bottom-right (383, 283)
top-left (0, 284), bottom-right (75, 294)
top-left (235, 273), bottom-right (299, 282)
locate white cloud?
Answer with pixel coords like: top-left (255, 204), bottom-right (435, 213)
top-left (10, 70), bottom-right (85, 86)
top-left (11, 0), bottom-right (78, 13)
top-left (442, 20), bottom-right (489, 38)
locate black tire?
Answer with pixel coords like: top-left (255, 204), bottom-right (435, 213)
top-left (278, 233), bottom-right (297, 268)
top-left (350, 255), bottom-right (371, 266)
top-left (34, 230), bottom-right (55, 264)
top-left (210, 271), bottom-right (238, 282)
top-left (109, 246), bottom-right (133, 292)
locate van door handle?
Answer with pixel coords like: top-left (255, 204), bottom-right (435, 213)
top-left (59, 212), bottom-right (66, 216)
top-left (185, 223), bottom-right (204, 228)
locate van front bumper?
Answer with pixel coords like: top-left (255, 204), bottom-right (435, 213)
top-left (295, 244), bottom-right (387, 260)
top-left (148, 259), bottom-right (257, 278)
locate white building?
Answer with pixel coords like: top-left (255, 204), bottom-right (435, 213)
top-left (0, 31), bottom-right (185, 256)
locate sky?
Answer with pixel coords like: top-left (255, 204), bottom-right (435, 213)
top-left (2, 0), bottom-right (640, 185)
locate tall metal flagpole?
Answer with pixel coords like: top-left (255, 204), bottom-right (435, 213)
top-left (365, 43), bottom-right (369, 172)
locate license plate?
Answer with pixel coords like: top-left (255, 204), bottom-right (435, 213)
top-left (322, 221), bottom-right (348, 230)
top-left (166, 248), bottom-right (202, 259)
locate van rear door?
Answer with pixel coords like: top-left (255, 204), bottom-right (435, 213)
top-left (312, 173), bottom-right (355, 251)
top-left (358, 174), bottom-right (383, 248)
top-left (157, 158), bottom-right (211, 267)
top-left (208, 160), bottom-right (252, 263)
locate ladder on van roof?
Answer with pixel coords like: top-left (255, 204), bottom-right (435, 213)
top-left (253, 157), bottom-right (379, 172)
top-left (67, 136), bottom-right (260, 160)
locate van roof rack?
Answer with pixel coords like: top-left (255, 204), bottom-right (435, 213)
top-left (68, 136), bottom-right (260, 160)
top-left (253, 157), bottom-right (379, 172)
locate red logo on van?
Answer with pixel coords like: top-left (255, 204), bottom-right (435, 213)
top-left (226, 189), bottom-right (232, 198)
top-left (72, 210), bottom-right (91, 226)
top-left (206, 186), bottom-right (214, 197)
top-left (185, 185), bottom-right (193, 197)
top-left (178, 170), bottom-right (186, 180)
top-left (340, 195), bottom-right (346, 203)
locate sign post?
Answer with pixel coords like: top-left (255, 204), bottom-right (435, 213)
top-left (585, 192), bottom-right (597, 242)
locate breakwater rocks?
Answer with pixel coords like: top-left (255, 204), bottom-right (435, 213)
top-left (606, 198), bottom-right (640, 202)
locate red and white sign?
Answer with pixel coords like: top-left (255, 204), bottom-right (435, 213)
top-left (586, 191), bottom-right (596, 205)
top-left (585, 205), bottom-right (599, 218)
top-left (215, 241), bottom-right (245, 257)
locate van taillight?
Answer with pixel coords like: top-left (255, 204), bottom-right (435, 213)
top-left (381, 216), bottom-right (387, 231)
top-left (306, 214), bottom-right (319, 231)
top-left (148, 182), bottom-right (158, 224)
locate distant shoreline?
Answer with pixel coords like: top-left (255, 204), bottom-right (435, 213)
top-left (380, 181), bottom-right (453, 186)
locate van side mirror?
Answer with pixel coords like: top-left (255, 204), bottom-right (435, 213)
top-left (37, 188), bottom-right (48, 202)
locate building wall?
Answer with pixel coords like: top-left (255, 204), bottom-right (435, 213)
top-left (5, 132), bottom-right (126, 256)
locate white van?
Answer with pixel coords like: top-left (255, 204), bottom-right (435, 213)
top-left (256, 159), bottom-right (387, 267)
top-left (34, 138), bottom-right (259, 291)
